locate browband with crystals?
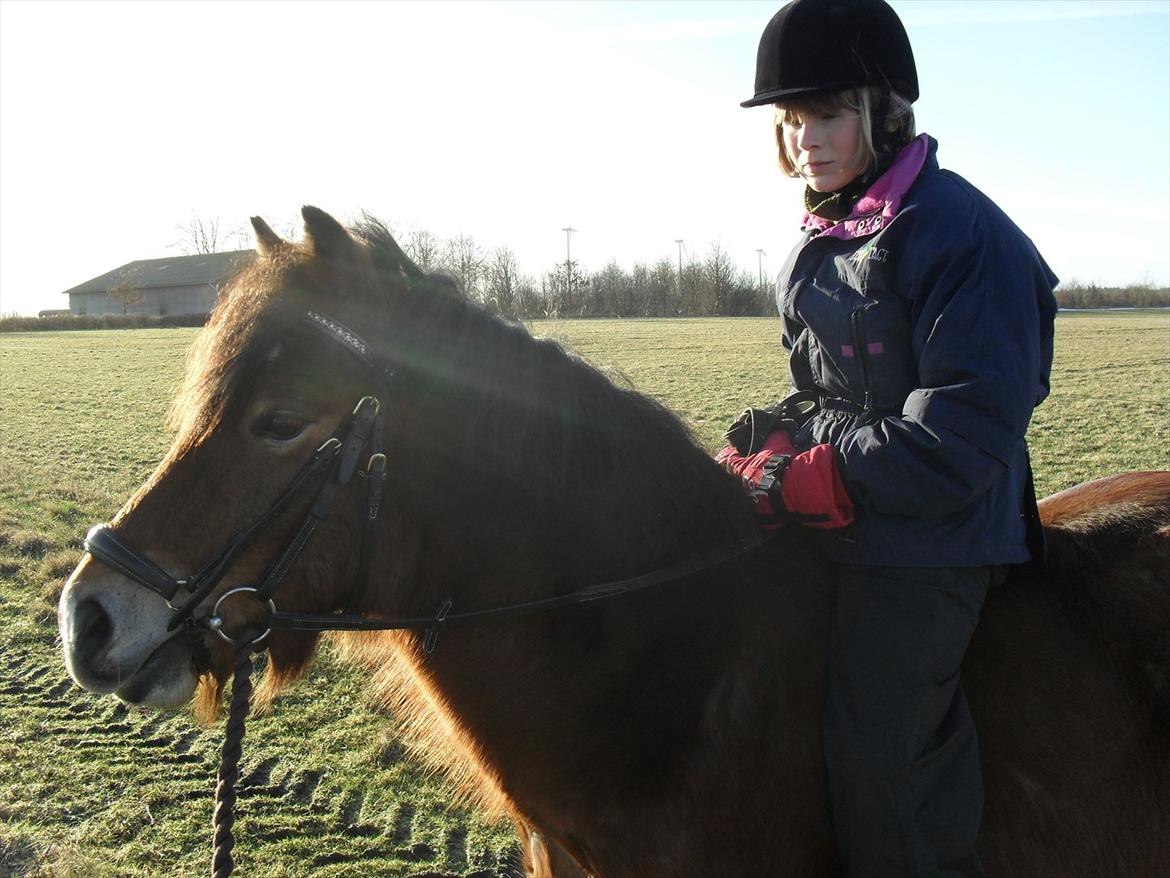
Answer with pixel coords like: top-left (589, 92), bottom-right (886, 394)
top-left (305, 310), bottom-right (374, 365)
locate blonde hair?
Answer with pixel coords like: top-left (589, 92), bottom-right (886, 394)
top-left (773, 87), bottom-right (915, 179)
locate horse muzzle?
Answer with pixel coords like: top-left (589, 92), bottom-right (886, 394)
top-left (58, 556), bottom-right (203, 708)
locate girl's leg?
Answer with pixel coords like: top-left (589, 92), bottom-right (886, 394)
top-left (824, 564), bottom-right (994, 878)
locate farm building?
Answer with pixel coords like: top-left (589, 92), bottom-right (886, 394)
top-left (62, 250), bottom-right (256, 317)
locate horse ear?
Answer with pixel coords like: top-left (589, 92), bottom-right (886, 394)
top-left (250, 216), bottom-right (286, 257)
top-left (302, 205), bottom-right (356, 262)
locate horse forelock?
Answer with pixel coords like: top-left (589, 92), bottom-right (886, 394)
top-left (166, 254), bottom-right (294, 451)
top-left (164, 231), bottom-right (397, 454)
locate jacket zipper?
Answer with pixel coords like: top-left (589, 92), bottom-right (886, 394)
top-left (798, 226), bottom-right (876, 416)
top-left (850, 307), bottom-right (874, 415)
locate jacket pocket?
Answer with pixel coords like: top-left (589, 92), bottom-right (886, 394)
top-left (799, 277), bottom-right (918, 413)
top-left (795, 277), bottom-right (872, 403)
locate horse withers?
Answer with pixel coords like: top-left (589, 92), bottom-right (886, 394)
top-left (58, 207), bottom-right (1170, 877)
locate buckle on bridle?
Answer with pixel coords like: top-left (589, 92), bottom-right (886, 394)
top-left (423, 598), bottom-right (453, 656)
top-left (208, 587), bottom-right (276, 646)
top-left (166, 581), bottom-right (191, 613)
top-left (360, 453), bottom-right (387, 479)
top-left (353, 395), bottom-right (380, 419)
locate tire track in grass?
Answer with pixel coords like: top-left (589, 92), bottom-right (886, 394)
top-left (9, 611), bottom-right (523, 876)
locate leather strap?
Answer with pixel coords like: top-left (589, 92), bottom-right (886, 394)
top-left (261, 532), bottom-right (776, 652)
top-left (84, 523), bottom-right (188, 604)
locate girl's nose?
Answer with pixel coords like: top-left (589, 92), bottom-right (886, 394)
top-left (795, 122), bottom-right (821, 151)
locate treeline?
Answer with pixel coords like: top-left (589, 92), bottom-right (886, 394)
top-left (391, 230), bottom-right (1170, 318)
top-left (6, 237), bottom-right (1167, 331)
top-left (395, 229), bottom-right (773, 319)
top-left (0, 313), bottom-right (207, 332)
top-left (1052, 283), bottom-right (1170, 310)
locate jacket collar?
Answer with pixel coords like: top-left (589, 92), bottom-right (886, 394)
top-left (802, 134), bottom-right (936, 240)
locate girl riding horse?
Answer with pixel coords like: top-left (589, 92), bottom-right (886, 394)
top-left (723, 1), bottom-right (1058, 875)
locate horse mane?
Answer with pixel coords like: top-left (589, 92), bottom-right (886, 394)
top-left (346, 217), bottom-right (761, 577)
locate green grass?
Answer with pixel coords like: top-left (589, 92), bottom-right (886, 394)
top-left (1, 313), bottom-right (1168, 877)
top-left (534, 312), bottom-right (1170, 495)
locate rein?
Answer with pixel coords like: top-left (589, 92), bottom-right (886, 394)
top-left (81, 308), bottom-right (772, 877)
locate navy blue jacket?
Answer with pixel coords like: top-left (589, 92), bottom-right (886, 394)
top-left (777, 136), bottom-right (1058, 566)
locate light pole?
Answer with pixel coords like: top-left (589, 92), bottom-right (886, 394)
top-left (674, 239), bottom-right (684, 298)
top-left (756, 248), bottom-right (767, 292)
top-left (562, 226), bottom-right (577, 300)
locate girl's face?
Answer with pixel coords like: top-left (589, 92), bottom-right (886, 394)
top-left (781, 109), bottom-right (863, 192)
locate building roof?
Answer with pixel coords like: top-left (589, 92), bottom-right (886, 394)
top-left (62, 249), bottom-right (257, 296)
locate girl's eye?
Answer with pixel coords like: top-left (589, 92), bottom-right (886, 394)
top-left (252, 411), bottom-right (310, 442)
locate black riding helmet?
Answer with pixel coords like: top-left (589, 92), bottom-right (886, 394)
top-left (741, 0), bottom-right (918, 108)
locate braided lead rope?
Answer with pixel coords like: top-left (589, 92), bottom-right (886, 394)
top-left (211, 631), bottom-right (262, 878)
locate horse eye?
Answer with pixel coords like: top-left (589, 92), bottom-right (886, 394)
top-left (252, 411), bottom-right (310, 442)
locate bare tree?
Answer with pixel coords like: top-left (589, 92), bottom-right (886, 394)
top-left (403, 227), bottom-right (442, 272)
top-left (702, 242), bottom-right (737, 316)
top-left (171, 213), bottom-right (248, 255)
top-left (592, 261), bottom-right (633, 317)
top-left (484, 245), bottom-right (521, 315)
top-left (677, 254), bottom-right (702, 316)
top-left (514, 274), bottom-right (543, 319)
top-left (649, 257), bottom-right (678, 316)
top-left (107, 280), bottom-right (144, 315)
top-left (443, 234), bottom-right (484, 300)
top-left (544, 259), bottom-right (583, 318)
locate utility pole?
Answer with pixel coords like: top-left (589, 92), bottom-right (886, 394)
top-left (562, 226), bottom-right (577, 301)
top-left (756, 248), bottom-right (767, 292)
top-left (674, 239), bottom-right (684, 298)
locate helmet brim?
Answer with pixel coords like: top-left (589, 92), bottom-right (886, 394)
top-left (740, 81), bottom-right (864, 108)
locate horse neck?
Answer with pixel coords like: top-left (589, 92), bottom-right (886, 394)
top-left (367, 297), bottom-right (750, 586)
top-left (369, 326), bottom-right (760, 616)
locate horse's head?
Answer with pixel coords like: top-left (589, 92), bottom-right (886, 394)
top-left (59, 205), bottom-right (760, 716)
top-left (58, 206), bottom-right (453, 711)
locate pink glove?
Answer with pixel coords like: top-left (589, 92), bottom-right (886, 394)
top-left (716, 431), bottom-right (854, 530)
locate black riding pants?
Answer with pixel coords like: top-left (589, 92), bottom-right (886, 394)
top-left (824, 564), bottom-right (997, 878)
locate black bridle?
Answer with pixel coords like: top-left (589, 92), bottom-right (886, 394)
top-left (84, 308), bottom-right (769, 654)
top-left (86, 396), bottom-right (381, 632)
top-left (83, 309), bottom-right (395, 647)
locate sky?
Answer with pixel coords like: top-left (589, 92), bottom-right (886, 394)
top-left (1, 0), bottom-right (1168, 316)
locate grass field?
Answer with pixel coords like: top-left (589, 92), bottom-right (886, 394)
top-left (1, 313), bottom-right (1167, 877)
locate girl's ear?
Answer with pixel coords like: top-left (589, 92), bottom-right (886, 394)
top-left (250, 216), bottom-right (286, 258)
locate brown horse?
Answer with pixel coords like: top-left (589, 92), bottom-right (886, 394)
top-left (58, 207), bottom-right (1170, 877)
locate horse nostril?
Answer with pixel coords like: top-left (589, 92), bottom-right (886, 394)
top-left (73, 597), bottom-right (114, 656)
